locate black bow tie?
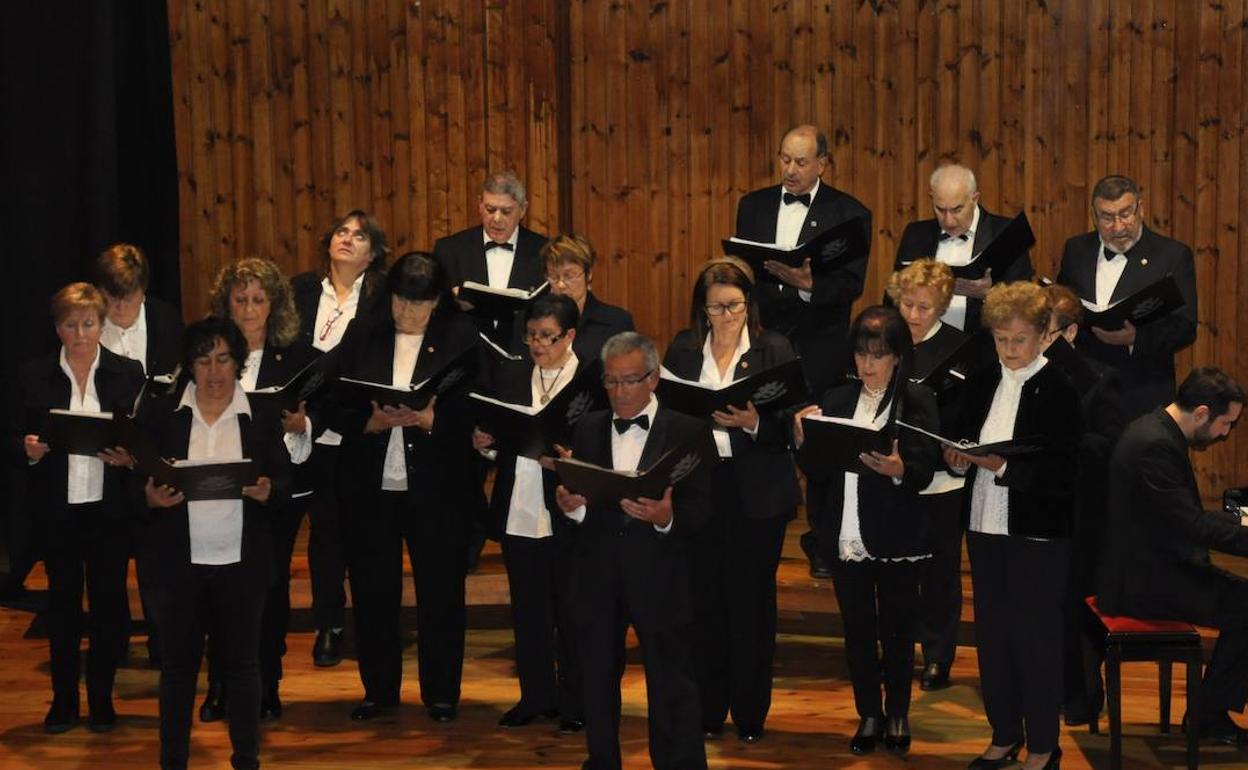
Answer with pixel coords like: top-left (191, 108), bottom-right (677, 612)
top-left (1102, 246), bottom-right (1129, 261)
top-left (613, 414), bottom-right (650, 434)
top-left (939, 231), bottom-right (969, 242)
top-left (485, 241), bottom-right (515, 252)
top-left (782, 192), bottom-right (811, 207)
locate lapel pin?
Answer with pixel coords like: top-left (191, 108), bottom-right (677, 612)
top-left (427, 345), bottom-right (435, 353)
top-left (740, 361), bottom-right (749, 369)
top-left (1141, 258), bottom-right (1148, 266)
top-left (809, 220), bottom-right (818, 227)
top-left (275, 353), bottom-right (283, 362)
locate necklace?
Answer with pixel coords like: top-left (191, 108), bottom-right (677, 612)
top-left (862, 382), bottom-right (888, 400)
top-left (537, 364), bottom-right (567, 404)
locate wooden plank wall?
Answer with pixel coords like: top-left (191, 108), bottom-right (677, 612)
top-left (169, 0), bottom-right (1248, 495)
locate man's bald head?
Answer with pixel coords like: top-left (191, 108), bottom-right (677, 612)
top-left (929, 163), bottom-right (980, 237)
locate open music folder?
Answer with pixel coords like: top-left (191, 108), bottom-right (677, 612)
top-left (656, 359), bottom-right (810, 417)
top-left (554, 427), bottom-right (717, 507)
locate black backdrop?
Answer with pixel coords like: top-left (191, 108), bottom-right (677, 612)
top-left (1, 1), bottom-right (180, 588)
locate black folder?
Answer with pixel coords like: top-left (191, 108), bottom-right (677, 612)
top-left (470, 360), bottom-right (607, 459)
top-left (337, 346), bottom-right (477, 411)
top-left (941, 211), bottom-right (1035, 279)
top-left (910, 334), bottom-right (992, 391)
top-left (554, 427), bottom-right (717, 507)
top-left (458, 281), bottom-right (551, 321)
top-left (249, 353), bottom-right (337, 411)
top-left (42, 410), bottom-right (119, 456)
top-left (656, 359), bottom-right (810, 417)
top-left (799, 414), bottom-right (896, 475)
top-left (116, 415), bottom-right (258, 501)
top-left (1083, 274), bottom-right (1184, 331)
top-left (1043, 336), bottom-right (1102, 394)
top-left (723, 216), bottom-right (869, 276)
top-left (896, 420), bottom-right (1046, 458)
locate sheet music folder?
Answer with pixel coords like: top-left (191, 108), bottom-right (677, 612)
top-left (799, 414), bottom-right (895, 474)
top-left (948, 211), bottom-right (1036, 279)
top-left (1081, 274), bottom-right (1184, 331)
top-left (43, 410), bottom-right (119, 456)
top-left (116, 415), bottom-right (258, 501)
top-left (896, 419), bottom-right (1046, 458)
top-left (249, 354), bottom-right (336, 411)
top-left (337, 346), bottom-right (476, 411)
top-left (656, 359), bottom-right (810, 417)
top-left (554, 427), bottom-right (717, 507)
top-left (458, 281), bottom-right (551, 321)
top-left (723, 215), bottom-right (868, 275)
top-left (469, 360), bottom-right (607, 459)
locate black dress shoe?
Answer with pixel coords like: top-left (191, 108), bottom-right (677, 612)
top-left (1062, 698), bottom-right (1098, 727)
top-left (1193, 711), bottom-right (1248, 745)
top-left (428, 703), bottom-right (458, 722)
top-left (884, 715), bottom-right (911, 754)
top-left (260, 688), bottom-right (282, 720)
top-left (559, 717), bottom-right (585, 734)
top-left (87, 701), bottom-right (117, 733)
top-left (350, 700), bottom-right (395, 721)
top-left (809, 554), bottom-right (833, 579)
top-left (497, 704), bottom-right (558, 727)
top-left (702, 723), bottom-right (724, 740)
top-left (1033, 746), bottom-right (1062, 770)
top-left (966, 740), bottom-right (1024, 769)
top-left (737, 726), bottom-right (765, 744)
top-left (44, 698), bottom-right (80, 734)
top-left (850, 716), bottom-right (884, 755)
top-left (313, 628), bottom-right (344, 668)
top-left (198, 685), bottom-right (227, 723)
top-left (920, 662), bottom-right (951, 691)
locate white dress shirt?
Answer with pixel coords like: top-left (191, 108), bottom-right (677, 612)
top-left (381, 332), bottom-right (424, 491)
top-left (698, 328), bottom-right (752, 458)
top-left (837, 387), bottom-right (888, 561)
top-left (775, 180), bottom-right (819, 303)
top-left (933, 205), bottom-right (981, 331)
top-left (59, 347), bottom-right (105, 504)
top-left (506, 354), bottom-right (579, 539)
top-left (240, 348), bottom-right (265, 392)
top-left (1094, 243), bottom-right (1130, 310)
top-left (483, 229), bottom-right (521, 289)
top-left (181, 381), bottom-right (251, 565)
top-left (313, 273), bottom-right (365, 353)
top-left (917, 324), bottom-right (966, 497)
top-left (968, 355), bottom-right (1048, 536)
top-left (239, 346), bottom-right (313, 471)
top-left (101, 301), bottom-right (148, 373)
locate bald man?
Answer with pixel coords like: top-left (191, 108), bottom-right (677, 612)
top-left (892, 164), bottom-right (1034, 332)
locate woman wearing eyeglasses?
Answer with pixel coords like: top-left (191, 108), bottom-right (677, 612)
top-left (660, 256), bottom-right (801, 744)
top-left (289, 211), bottom-right (390, 669)
top-left (540, 233), bottom-right (634, 364)
top-left (472, 293), bottom-right (586, 734)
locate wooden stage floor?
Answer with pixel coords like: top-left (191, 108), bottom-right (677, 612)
top-left (2, 522), bottom-right (1246, 769)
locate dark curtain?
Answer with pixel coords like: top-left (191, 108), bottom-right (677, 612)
top-left (1, 1), bottom-right (179, 591)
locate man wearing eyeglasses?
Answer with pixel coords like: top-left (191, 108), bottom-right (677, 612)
top-left (555, 331), bottom-right (712, 770)
top-left (1057, 175), bottom-right (1198, 421)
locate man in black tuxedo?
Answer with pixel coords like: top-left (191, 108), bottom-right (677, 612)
top-left (1099, 367), bottom-right (1248, 744)
top-left (433, 170), bottom-right (548, 351)
top-left (893, 164), bottom-right (1033, 333)
top-left (1057, 174), bottom-right (1198, 421)
top-left (555, 332), bottom-right (712, 770)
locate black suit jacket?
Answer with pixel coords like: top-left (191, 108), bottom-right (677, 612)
top-left (1056, 228), bottom-right (1198, 420)
top-left (144, 296), bottom-right (184, 377)
top-left (11, 346), bottom-right (146, 522)
top-left (249, 342), bottom-right (319, 495)
top-left (661, 328), bottom-right (801, 520)
top-left (1098, 409), bottom-right (1248, 623)
top-left (797, 380), bottom-right (940, 558)
top-left (893, 206), bottom-right (1035, 332)
top-left (913, 322), bottom-right (972, 432)
top-left (951, 361), bottom-right (1082, 539)
top-left (572, 293), bottom-right (635, 364)
top-left (734, 183), bottom-right (873, 392)
top-left (290, 269), bottom-right (388, 351)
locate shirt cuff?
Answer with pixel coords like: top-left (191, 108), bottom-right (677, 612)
top-left (563, 504), bottom-right (587, 523)
top-left (993, 460), bottom-right (1008, 478)
top-left (798, 289), bottom-right (813, 303)
top-left (653, 518), bottom-right (674, 534)
top-left (744, 420), bottom-right (760, 438)
top-left (478, 447), bottom-right (499, 461)
top-left (284, 430), bottom-right (312, 465)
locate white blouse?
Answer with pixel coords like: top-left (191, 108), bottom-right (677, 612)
top-left (59, 347), bottom-right (104, 505)
top-left (506, 354), bottom-right (579, 539)
top-left (181, 382), bottom-right (250, 565)
top-left (381, 332), bottom-right (424, 491)
top-left (698, 328), bottom-right (751, 458)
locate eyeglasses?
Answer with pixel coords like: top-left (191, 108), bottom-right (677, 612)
top-left (318, 308), bottom-right (345, 341)
top-left (333, 226), bottom-right (369, 243)
top-left (602, 369), bottom-right (655, 388)
top-left (547, 270), bottom-right (585, 287)
top-left (523, 330), bottom-right (568, 346)
top-left (1093, 203), bottom-right (1140, 226)
top-left (704, 300), bottom-right (748, 316)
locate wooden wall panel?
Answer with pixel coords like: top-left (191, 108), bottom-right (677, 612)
top-left (170, 0), bottom-right (1248, 499)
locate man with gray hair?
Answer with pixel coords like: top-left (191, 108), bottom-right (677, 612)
top-left (893, 163), bottom-right (1034, 332)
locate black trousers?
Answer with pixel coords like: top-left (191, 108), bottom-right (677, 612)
top-left (831, 557), bottom-right (920, 719)
top-left (259, 498), bottom-right (309, 689)
top-left (153, 562), bottom-right (266, 770)
top-left (307, 445), bottom-right (346, 630)
top-left (968, 532), bottom-right (1069, 754)
top-left (916, 488), bottom-right (965, 667)
top-left (501, 532), bottom-right (581, 718)
top-left (44, 501), bottom-right (130, 709)
top-left (1187, 571), bottom-right (1248, 717)
top-left (689, 461), bottom-right (788, 731)
top-left (344, 490), bottom-right (468, 706)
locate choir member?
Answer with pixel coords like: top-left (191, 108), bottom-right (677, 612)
top-left (1056, 174), bottom-right (1198, 421)
top-left (290, 210), bottom-right (390, 668)
top-left (661, 256), bottom-right (800, 743)
top-left (946, 281), bottom-right (1080, 770)
top-left (329, 252), bottom-right (479, 723)
top-left (554, 331), bottom-right (712, 770)
top-left (12, 283), bottom-right (145, 733)
top-left (472, 293), bottom-right (585, 733)
top-left (886, 259), bottom-right (968, 692)
top-left (793, 305), bottom-right (939, 756)
top-left (892, 164), bottom-right (1034, 333)
top-left (96, 242), bottom-right (183, 378)
top-left (541, 233), bottom-right (634, 363)
top-left (138, 316), bottom-right (291, 770)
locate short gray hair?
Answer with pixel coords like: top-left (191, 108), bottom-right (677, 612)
top-left (929, 163), bottom-right (978, 195)
top-left (601, 331), bottom-right (659, 372)
top-left (482, 171), bottom-right (527, 207)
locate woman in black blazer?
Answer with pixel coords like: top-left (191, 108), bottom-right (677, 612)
top-left (887, 259), bottom-right (970, 692)
top-left (945, 281), bottom-right (1081, 770)
top-left (137, 316), bottom-right (291, 770)
top-left (328, 251), bottom-right (481, 722)
top-left (540, 233), bottom-right (634, 363)
top-left (289, 210), bottom-right (390, 667)
top-left (201, 258), bottom-right (317, 721)
top-left (662, 256), bottom-right (801, 743)
top-left (794, 305), bottom-right (939, 756)
top-left (12, 283), bottom-right (145, 733)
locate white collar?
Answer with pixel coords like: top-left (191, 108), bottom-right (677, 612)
top-left (321, 271), bottom-right (366, 298)
top-left (701, 325), bottom-right (751, 367)
top-left (941, 205), bottom-right (981, 240)
top-left (179, 380), bottom-right (252, 422)
top-left (999, 353), bottom-right (1047, 385)
top-left (537, 349), bottom-right (579, 377)
top-left (59, 345), bottom-right (102, 378)
top-left (920, 320), bottom-right (943, 343)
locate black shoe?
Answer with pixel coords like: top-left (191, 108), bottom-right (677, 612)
top-left (809, 554), bottom-right (833, 579)
top-left (497, 704), bottom-right (558, 727)
top-left (428, 703), bottom-right (458, 722)
top-left (198, 685), bottom-right (227, 723)
top-left (967, 740), bottom-right (1024, 769)
top-left (350, 700), bottom-right (395, 721)
top-left (920, 661), bottom-right (951, 691)
top-left (702, 723), bottom-right (724, 740)
top-left (1032, 746), bottom-right (1062, 770)
top-left (313, 628), bottom-right (344, 668)
top-left (87, 701), bottom-right (117, 733)
top-left (737, 726), bottom-right (765, 744)
top-left (1062, 698), bottom-right (1098, 727)
top-left (1192, 710), bottom-right (1248, 745)
top-left (850, 716), bottom-right (884, 755)
top-left (43, 697), bottom-right (80, 734)
top-left (260, 687), bottom-right (282, 721)
top-left (558, 717), bottom-right (585, 734)
top-left (884, 715), bottom-right (911, 754)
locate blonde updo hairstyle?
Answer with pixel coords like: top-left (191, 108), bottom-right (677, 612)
top-left (885, 258), bottom-right (956, 314)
